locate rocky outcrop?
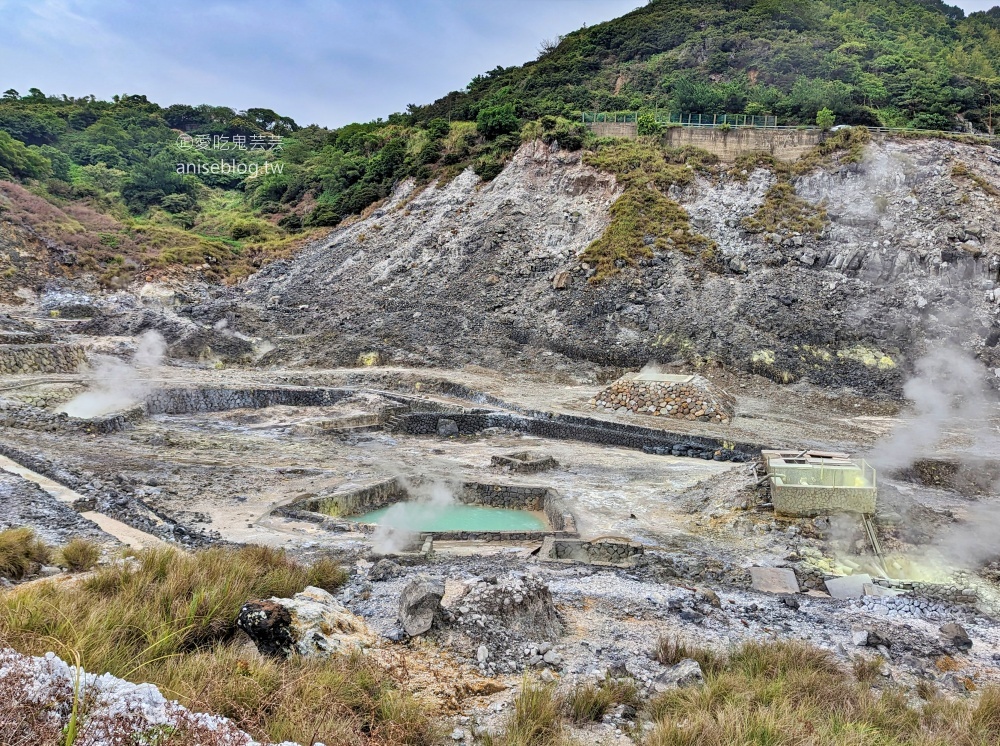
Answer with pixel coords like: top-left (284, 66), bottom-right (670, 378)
top-left (237, 586), bottom-right (372, 659)
top-left (235, 138), bottom-right (1000, 397)
top-left (398, 575), bottom-right (445, 636)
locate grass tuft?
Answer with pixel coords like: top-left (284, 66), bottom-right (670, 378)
top-left (58, 538), bottom-right (101, 572)
top-left (582, 138), bottom-right (717, 281)
top-left (646, 639), bottom-right (1000, 746)
top-left (0, 528), bottom-right (52, 580)
top-left (485, 679), bottom-right (564, 746)
top-left (654, 635), bottom-right (723, 675)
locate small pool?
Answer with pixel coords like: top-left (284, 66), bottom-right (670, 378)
top-left (347, 502), bottom-right (547, 532)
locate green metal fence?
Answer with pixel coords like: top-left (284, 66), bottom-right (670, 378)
top-left (581, 112), bottom-right (779, 128)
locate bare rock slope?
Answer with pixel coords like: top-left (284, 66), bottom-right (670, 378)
top-left (239, 137), bottom-right (1000, 397)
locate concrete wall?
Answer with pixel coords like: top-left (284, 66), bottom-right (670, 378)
top-left (586, 123), bottom-right (824, 162)
top-left (663, 127), bottom-right (823, 162)
top-left (589, 122), bottom-right (638, 138)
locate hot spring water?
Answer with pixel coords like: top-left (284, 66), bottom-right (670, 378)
top-left (348, 502), bottom-right (546, 532)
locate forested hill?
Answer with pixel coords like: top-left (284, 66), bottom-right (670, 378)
top-left (416, 0), bottom-right (1000, 132)
top-left (1, 0), bottom-right (1000, 291)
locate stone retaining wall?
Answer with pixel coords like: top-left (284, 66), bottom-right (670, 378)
top-left (284, 478), bottom-right (578, 538)
top-left (0, 344), bottom-right (86, 374)
top-left (395, 411), bottom-right (761, 460)
top-left (543, 537), bottom-right (644, 566)
top-left (0, 400), bottom-right (134, 435)
top-left (144, 387), bottom-right (353, 415)
top-left (491, 452), bottom-right (558, 473)
top-left (772, 484), bottom-right (877, 516)
top-left (872, 576), bottom-right (981, 607)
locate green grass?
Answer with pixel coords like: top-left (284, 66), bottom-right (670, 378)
top-left (0, 545), bottom-right (433, 746)
top-left (742, 181), bottom-right (829, 238)
top-left (581, 138), bottom-right (718, 280)
top-left (0, 528), bottom-right (51, 580)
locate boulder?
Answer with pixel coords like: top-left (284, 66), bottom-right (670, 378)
top-left (236, 600), bottom-right (295, 658)
top-left (437, 418), bottom-right (460, 437)
top-left (652, 658), bottom-right (704, 692)
top-left (369, 558), bottom-right (403, 581)
top-left (399, 575), bottom-right (445, 636)
top-left (237, 586), bottom-right (372, 659)
top-left (940, 622), bottom-right (972, 651)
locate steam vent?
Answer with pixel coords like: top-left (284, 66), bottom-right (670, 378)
top-left (589, 371), bottom-right (735, 423)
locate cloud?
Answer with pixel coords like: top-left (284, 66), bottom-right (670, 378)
top-left (0, 0), bottom-right (640, 126)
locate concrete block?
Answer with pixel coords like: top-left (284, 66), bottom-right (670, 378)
top-left (749, 567), bottom-right (800, 594)
top-left (824, 573), bottom-right (873, 599)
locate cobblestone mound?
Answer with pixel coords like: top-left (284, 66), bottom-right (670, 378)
top-left (590, 374), bottom-right (734, 423)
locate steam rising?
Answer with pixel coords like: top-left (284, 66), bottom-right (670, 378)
top-left (61, 331), bottom-right (166, 419)
top-left (371, 478), bottom-right (456, 554)
top-left (867, 343), bottom-right (1000, 571)
top-left (868, 344), bottom-right (992, 472)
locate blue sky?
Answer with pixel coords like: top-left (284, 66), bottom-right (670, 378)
top-left (0, 0), bottom-right (997, 128)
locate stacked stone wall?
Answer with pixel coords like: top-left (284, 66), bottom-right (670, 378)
top-left (591, 376), bottom-right (734, 423)
top-left (0, 344), bottom-right (86, 374)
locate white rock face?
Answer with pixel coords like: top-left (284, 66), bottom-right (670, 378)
top-left (0, 647), bottom-right (304, 745)
top-left (274, 585), bottom-right (374, 657)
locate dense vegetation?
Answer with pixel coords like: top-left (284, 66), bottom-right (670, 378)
top-left (415, 0), bottom-right (1000, 132)
top-left (2, 0), bottom-right (1000, 286)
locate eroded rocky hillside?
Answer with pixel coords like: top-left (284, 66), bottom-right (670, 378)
top-left (219, 136), bottom-right (1000, 397)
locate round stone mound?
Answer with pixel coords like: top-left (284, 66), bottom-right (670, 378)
top-left (590, 372), bottom-right (734, 423)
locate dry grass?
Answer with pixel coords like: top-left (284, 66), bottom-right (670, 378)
top-left (485, 680), bottom-right (564, 746)
top-left (952, 162), bottom-right (1000, 198)
top-left (654, 635), bottom-right (722, 675)
top-left (564, 675), bottom-right (642, 723)
top-left (58, 537), bottom-right (101, 572)
top-left (0, 527), bottom-right (52, 580)
top-left (0, 545), bottom-right (436, 745)
top-left (646, 640), bottom-right (1000, 746)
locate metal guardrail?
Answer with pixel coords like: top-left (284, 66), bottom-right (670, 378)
top-left (581, 112), bottom-right (999, 141)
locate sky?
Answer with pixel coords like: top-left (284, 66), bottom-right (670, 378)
top-left (0, 0), bottom-right (997, 129)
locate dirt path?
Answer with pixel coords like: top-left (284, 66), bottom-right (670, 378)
top-left (0, 454), bottom-right (170, 550)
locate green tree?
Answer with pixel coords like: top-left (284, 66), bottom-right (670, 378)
top-left (476, 103), bottom-right (519, 139)
top-left (637, 110), bottom-right (665, 136)
top-left (0, 131), bottom-right (51, 179)
top-left (816, 107), bottom-right (836, 130)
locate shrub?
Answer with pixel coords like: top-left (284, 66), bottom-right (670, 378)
top-left (58, 538), bottom-right (101, 572)
top-left (229, 219), bottom-right (265, 240)
top-left (477, 103), bottom-right (519, 139)
top-left (0, 528), bottom-right (51, 580)
top-left (474, 154), bottom-right (505, 181)
top-left (817, 107), bottom-right (836, 130)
